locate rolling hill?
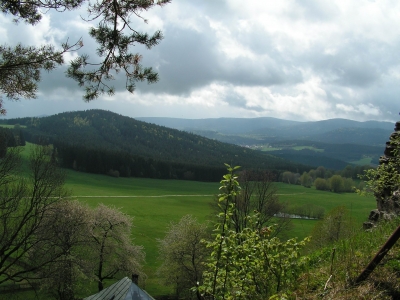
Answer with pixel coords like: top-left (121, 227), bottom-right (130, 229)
top-left (3, 111), bottom-right (394, 173)
top-left (1, 110), bottom-right (312, 180)
top-left (137, 116), bottom-right (395, 168)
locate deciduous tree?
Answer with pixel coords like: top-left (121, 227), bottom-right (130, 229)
top-left (32, 200), bottom-right (93, 300)
top-left (199, 165), bottom-right (309, 299)
top-left (157, 215), bottom-right (209, 300)
top-left (316, 166), bottom-right (326, 179)
top-left (32, 201), bottom-right (146, 298)
top-left (0, 145), bottom-right (67, 284)
top-left (300, 171), bottom-right (312, 188)
top-left (314, 177), bottom-right (330, 191)
top-left (281, 171), bottom-right (297, 184)
top-left (330, 175), bottom-right (344, 193)
top-left (218, 170), bottom-right (290, 237)
top-left (90, 204), bottom-right (145, 291)
top-left (308, 206), bottom-right (353, 250)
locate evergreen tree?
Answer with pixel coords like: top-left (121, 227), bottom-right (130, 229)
top-left (18, 129), bottom-right (26, 146)
top-left (0, 0), bottom-right (171, 113)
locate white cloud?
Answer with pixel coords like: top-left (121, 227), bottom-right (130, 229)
top-left (1, 0), bottom-right (400, 122)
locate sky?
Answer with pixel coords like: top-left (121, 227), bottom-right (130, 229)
top-left (1, 0), bottom-right (400, 122)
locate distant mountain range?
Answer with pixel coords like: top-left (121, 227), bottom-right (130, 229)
top-left (137, 116), bottom-right (396, 168)
top-left (137, 117), bottom-right (395, 146)
top-left (2, 111), bottom-right (394, 174)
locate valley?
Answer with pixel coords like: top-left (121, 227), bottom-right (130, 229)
top-left (138, 115), bottom-right (394, 169)
top-left (63, 169), bottom-right (375, 297)
top-left (0, 112), bottom-right (392, 299)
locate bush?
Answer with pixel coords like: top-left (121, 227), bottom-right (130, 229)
top-left (308, 206), bottom-right (353, 251)
top-left (198, 165), bottom-right (309, 299)
top-left (314, 178), bottom-right (330, 191)
top-left (330, 175), bottom-right (344, 193)
top-left (343, 177), bottom-right (355, 192)
top-left (300, 171), bottom-right (312, 187)
top-left (157, 215), bottom-right (209, 300)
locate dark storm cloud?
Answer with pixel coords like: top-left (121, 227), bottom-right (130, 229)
top-left (138, 23), bottom-right (220, 95)
top-left (137, 20), bottom-right (303, 95)
top-left (217, 56), bottom-right (286, 86)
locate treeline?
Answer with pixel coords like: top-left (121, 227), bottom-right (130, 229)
top-left (54, 141), bottom-right (227, 182)
top-left (281, 165), bottom-right (371, 193)
top-left (2, 109), bottom-right (312, 181)
top-left (0, 126), bottom-right (26, 157)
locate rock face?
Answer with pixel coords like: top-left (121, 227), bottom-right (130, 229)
top-left (364, 121), bottom-right (400, 229)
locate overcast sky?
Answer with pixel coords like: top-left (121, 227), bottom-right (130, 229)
top-left (1, 0), bottom-right (400, 122)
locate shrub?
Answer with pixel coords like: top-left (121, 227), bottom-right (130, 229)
top-left (198, 165), bottom-right (309, 299)
top-left (330, 175), bottom-right (344, 193)
top-left (343, 177), bottom-right (355, 192)
top-left (314, 178), bottom-right (330, 191)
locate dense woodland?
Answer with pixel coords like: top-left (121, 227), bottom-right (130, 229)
top-left (1, 109), bottom-right (312, 181)
top-left (0, 126), bottom-right (25, 155)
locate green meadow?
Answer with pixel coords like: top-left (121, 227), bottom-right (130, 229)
top-left (292, 146), bottom-right (324, 152)
top-left (63, 170), bottom-right (375, 297)
top-left (64, 171), bottom-right (220, 296)
top-left (6, 144), bottom-right (377, 297)
top-left (351, 156), bottom-right (374, 165)
top-left (256, 145), bottom-right (324, 152)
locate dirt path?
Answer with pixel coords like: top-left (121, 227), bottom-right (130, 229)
top-left (74, 194), bottom-right (214, 198)
top-left (276, 193), bottom-right (306, 195)
top-left (74, 193), bottom-right (305, 198)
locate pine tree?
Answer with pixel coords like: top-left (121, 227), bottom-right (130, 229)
top-left (0, 0), bottom-right (171, 113)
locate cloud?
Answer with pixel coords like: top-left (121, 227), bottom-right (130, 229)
top-left (2, 0), bottom-right (400, 122)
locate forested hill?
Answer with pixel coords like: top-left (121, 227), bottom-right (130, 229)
top-left (3, 109), bottom-right (311, 181)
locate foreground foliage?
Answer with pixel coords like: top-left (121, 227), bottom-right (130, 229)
top-left (359, 131), bottom-right (400, 201)
top-left (297, 218), bottom-right (400, 299)
top-left (0, 145), bottom-right (145, 300)
top-left (0, 0), bottom-right (171, 113)
top-left (158, 215), bottom-right (210, 300)
top-left (198, 165), bottom-right (309, 299)
top-left (0, 145), bottom-right (67, 284)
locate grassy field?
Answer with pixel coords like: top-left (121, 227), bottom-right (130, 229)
top-left (64, 171), bottom-right (220, 296)
top-left (259, 146), bottom-right (281, 151)
top-left (255, 144), bottom-right (325, 152)
top-left (274, 182), bottom-right (375, 240)
top-left (0, 124), bottom-right (26, 128)
top-left (62, 170), bottom-right (375, 297)
top-left (292, 146), bottom-right (324, 152)
top-left (351, 156), bottom-right (374, 165)
top-left (5, 144), bottom-right (377, 298)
